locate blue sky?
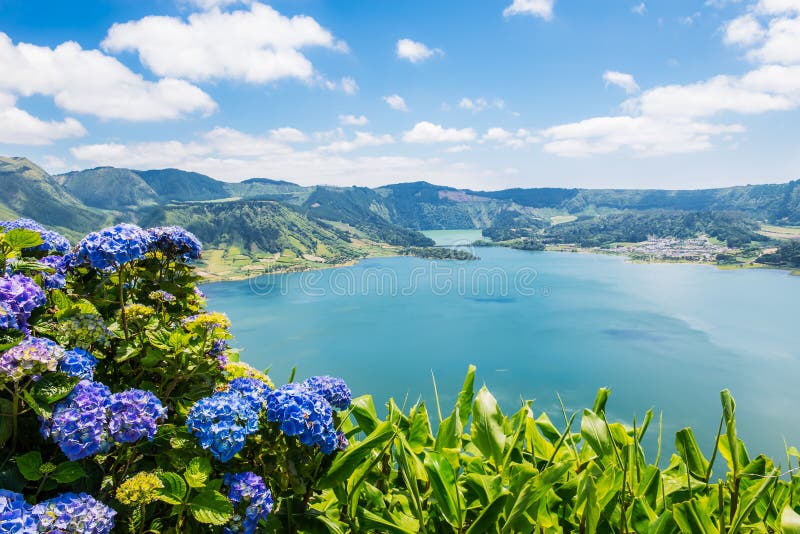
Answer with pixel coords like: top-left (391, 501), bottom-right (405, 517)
top-left (1, 0), bottom-right (799, 190)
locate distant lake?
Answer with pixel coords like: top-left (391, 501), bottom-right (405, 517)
top-left (203, 230), bottom-right (800, 461)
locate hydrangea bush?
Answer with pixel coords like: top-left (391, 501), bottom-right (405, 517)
top-left (0, 219), bottom-right (352, 533)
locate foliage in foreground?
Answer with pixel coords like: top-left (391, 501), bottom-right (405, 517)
top-left (2, 218), bottom-right (800, 533)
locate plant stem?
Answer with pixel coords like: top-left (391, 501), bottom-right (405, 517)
top-left (119, 266), bottom-right (129, 339)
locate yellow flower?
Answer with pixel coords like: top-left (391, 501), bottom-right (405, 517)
top-left (183, 312), bottom-right (231, 332)
top-left (116, 472), bottom-right (164, 506)
top-left (225, 361), bottom-right (275, 389)
top-left (124, 304), bottom-right (155, 322)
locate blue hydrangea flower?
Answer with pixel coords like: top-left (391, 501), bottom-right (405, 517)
top-left (209, 339), bottom-right (229, 368)
top-left (147, 226), bottom-right (202, 260)
top-left (74, 224), bottom-right (151, 271)
top-left (0, 219), bottom-right (71, 254)
top-left (0, 489), bottom-right (36, 533)
top-left (223, 472), bottom-right (273, 534)
top-left (31, 492), bottom-right (115, 534)
top-left (43, 380), bottom-right (113, 461)
top-left (265, 384), bottom-right (338, 454)
top-left (37, 255), bottom-right (67, 290)
top-left (186, 390), bottom-right (260, 462)
top-left (108, 389), bottom-right (167, 444)
top-left (0, 302), bottom-right (18, 330)
top-left (336, 431), bottom-right (349, 451)
top-left (227, 377), bottom-right (271, 413)
top-left (301, 376), bottom-right (352, 411)
top-left (58, 348), bottom-right (98, 380)
top-left (0, 273), bottom-right (46, 333)
top-left (0, 337), bottom-right (65, 382)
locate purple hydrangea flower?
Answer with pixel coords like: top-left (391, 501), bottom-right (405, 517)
top-left (223, 472), bottom-right (273, 534)
top-left (336, 431), bottom-right (349, 451)
top-left (0, 337), bottom-right (65, 382)
top-left (0, 218), bottom-right (71, 254)
top-left (43, 380), bottom-right (113, 461)
top-left (0, 302), bottom-right (18, 330)
top-left (0, 273), bottom-right (46, 333)
top-left (148, 289), bottom-right (176, 303)
top-left (74, 224), bottom-right (151, 271)
top-left (108, 389), bottom-right (167, 444)
top-left (301, 376), bottom-right (352, 411)
top-left (186, 390), bottom-right (260, 462)
top-left (209, 339), bottom-right (229, 368)
top-left (265, 384), bottom-right (338, 454)
top-left (38, 255), bottom-right (67, 290)
top-left (31, 492), bottom-right (115, 534)
top-left (0, 489), bottom-right (36, 533)
top-left (58, 348), bottom-right (98, 380)
top-left (147, 226), bottom-right (202, 260)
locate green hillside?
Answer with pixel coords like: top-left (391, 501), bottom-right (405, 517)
top-left (136, 168), bottom-right (231, 202)
top-left (58, 167), bottom-right (159, 209)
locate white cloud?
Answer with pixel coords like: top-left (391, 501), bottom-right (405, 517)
top-left (724, 14), bottom-right (766, 46)
top-left (319, 131), bottom-right (394, 152)
top-left (482, 127), bottom-right (539, 148)
top-left (444, 144), bottom-right (472, 153)
top-left (680, 12), bottom-right (701, 25)
top-left (341, 77), bottom-right (359, 95)
top-left (402, 122), bottom-right (476, 143)
top-left (338, 114), bottom-right (369, 126)
top-left (269, 127), bottom-right (308, 143)
top-left (396, 39), bottom-right (442, 63)
top-left (755, 0), bottom-right (800, 15)
top-left (458, 97), bottom-right (505, 112)
top-left (0, 93), bottom-right (86, 145)
top-left (102, 3), bottom-right (348, 84)
top-left (632, 3), bottom-right (647, 15)
top-left (747, 15), bottom-right (800, 65)
top-left (503, 0), bottom-right (554, 20)
top-left (484, 127), bottom-right (514, 142)
top-left (383, 94), bottom-right (409, 112)
top-left (181, 0), bottom-right (250, 10)
top-left (0, 33), bottom-right (215, 121)
top-left (603, 71), bottom-right (640, 94)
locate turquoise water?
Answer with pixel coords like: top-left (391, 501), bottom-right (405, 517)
top-left (203, 231), bottom-right (800, 460)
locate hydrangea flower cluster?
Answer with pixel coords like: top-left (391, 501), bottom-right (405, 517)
top-left (223, 472), bottom-right (273, 534)
top-left (227, 377), bottom-right (271, 413)
top-left (58, 313), bottom-right (110, 347)
top-left (147, 226), bottom-right (202, 260)
top-left (183, 312), bottom-right (231, 332)
top-left (0, 273), bottom-right (46, 333)
top-left (0, 302), bottom-right (18, 330)
top-left (108, 389), bottom-right (167, 443)
top-left (42, 380), bottom-right (113, 461)
top-left (31, 492), bottom-right (116, 534)
top-left (37, 255), bottom-right (67, 290)
top-left (0, 218), bottom-right (71, 254)
top-left (115, 472), bottom-right (164, 506)
top-left (43, 381), bottom-right (166, 461)
top-left (0, 337), bottom-right (65, 382)
top-left (301, 375), bottom-right (353, 411)
top-left (209, 339), bottom-right (229, 368)
top-left (148, 289), bottom-right (176, 303)
top-left (265, 384), bottom-right (338, 454)
top-left (186, 390), bottom-right (260, 462)
top-left (58, 348), bottom-right (98, 380)
top-left (0, 489), bottom-right (36, 533)
top-left (75, 224), bottom-right (152, 271)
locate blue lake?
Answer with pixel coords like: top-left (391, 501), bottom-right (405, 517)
top-left (203, 231), bottom-right (800, 461)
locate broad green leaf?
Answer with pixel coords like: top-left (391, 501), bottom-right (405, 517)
top-left (675, 428), bottom-right (710, 481)
top-left (423, 450), bottom-right (463, 529)
top-left (4, 228), bottom-right (43, 250)
top-left (16, 451), bottom-right (43, 481)
top-left (407, 401), bottom-right (432, 452)
top-left (359, 509), bottom-right (418, 534)
top-left (184, 457), bottom-right (212, 488)
top-left (672, 499), bottom-right (720, 534)
top-left (51, 462), bottom-right (85, 484)
top-left (471, 386), bottom-right (506, 467)
top-left (503, 462), bottom-right (570, 531)
top-left (720, 389), bottom-right (738, 475)
top-left (575, 474), bottom-right (599, 534)
top-left (22, 390), bottom-right (51, 419)
top-left (728, 469), bottom-right (778, 533)
top-left (581, 408), bottom-right (614, 461)
top-left (435, 406), bottom-right (462, 451)
top-left (349, 395), bottom-right (380, 436)
top-left (394, 435), bottom-right (424, 530)
top-left (456, 364), bottom-right (476, 429)
top-left (592, 387), bottom-right (611, 414)
top-left (31, 373), bottom-right (80, 404)
top-left (465, 492), bottom-right (508, 534)
top-left (157, 472), bottom-right (188, 505)
top-left (781, 506), bottom-right (800, 534)
top-left (319, 421), bottom-right (394, 487)
top-left (189, 490), bottom-right (233, 525)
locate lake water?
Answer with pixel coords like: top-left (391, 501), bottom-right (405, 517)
top-left (203, 230), bottom-right (800, 461)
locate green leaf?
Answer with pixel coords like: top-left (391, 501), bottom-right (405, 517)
top-left (16, 451), bottom-right (43, 481)
top-left (435, 406), bottom-right (462, 451)
top-left (423, 450), bottom-right (463, 529)
top-left (0, 398), bottom-right (13, 445)
top-left (465, 492), bottom-right (508, 534)
top-left (4, 228), bottom-right (43, 250)
top-left (189, 490), bottom-right (234, 526)
top-left (349, 395), bottom-right (380, 436)
top-left (406, 402), bottom-right (432, 453)
top-left (456, 364), bottom-right (476, 429)
top-left (31, 373), bottom-right (80, 404)
top-left (672, 499), bottom-right (720, 534)
top-left (22, 390), bottom-right (51, 419)
top-left (157, 472), bottom-right (188, 505)
top-left (781, 506), bottom-right (800, 534)
top-left (581, 408), bottom-right (614, 461)
top-left (471, 386), bottom-right (506, 467)
top-left (675, 427), bottom-right (710, 481)
top-left (592, 387), bottom-right (611, 414)
top-left (318, 421), bottom-right (395, 488)
top-left (51, 462), bottom-right (85, 484)
top-left (720, 389), bottom-right (739, 475)
top-left (184, 457), bottom-right (212, 488)
top-left (359, 509), bottom-right (418, 534)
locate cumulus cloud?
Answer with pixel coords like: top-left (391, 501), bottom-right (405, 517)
top-left (724, 14), bottom-right (766, 46)
top-left (603, 71), bottom-right (640, 94)
top-left (383, 94), bottom-right (409, 112)
top-left (402, 122), bottom-right (476, 143)
top-left (339, 114), bottom-right (369, 126)
top-left (0, 33), bottom-right (215, 121)
top-left (319, 131), bottom-right (394, 152)
top-left (102, 2), bottom-right (348, 84)
top-left (0, 93), bottom-right (86, 145)
top-left (458, 97), bottom-right (505, 112)
top-left (503, 0), bottom-right (554, 20)
top-left (395, 39), bottom-right (442, 63)
top-left (482, 127), bottom-right (539, 148)
top-left (269, 127), bottom-right (308, 143)
top-left (631, 3), bottom-right (647, 15)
